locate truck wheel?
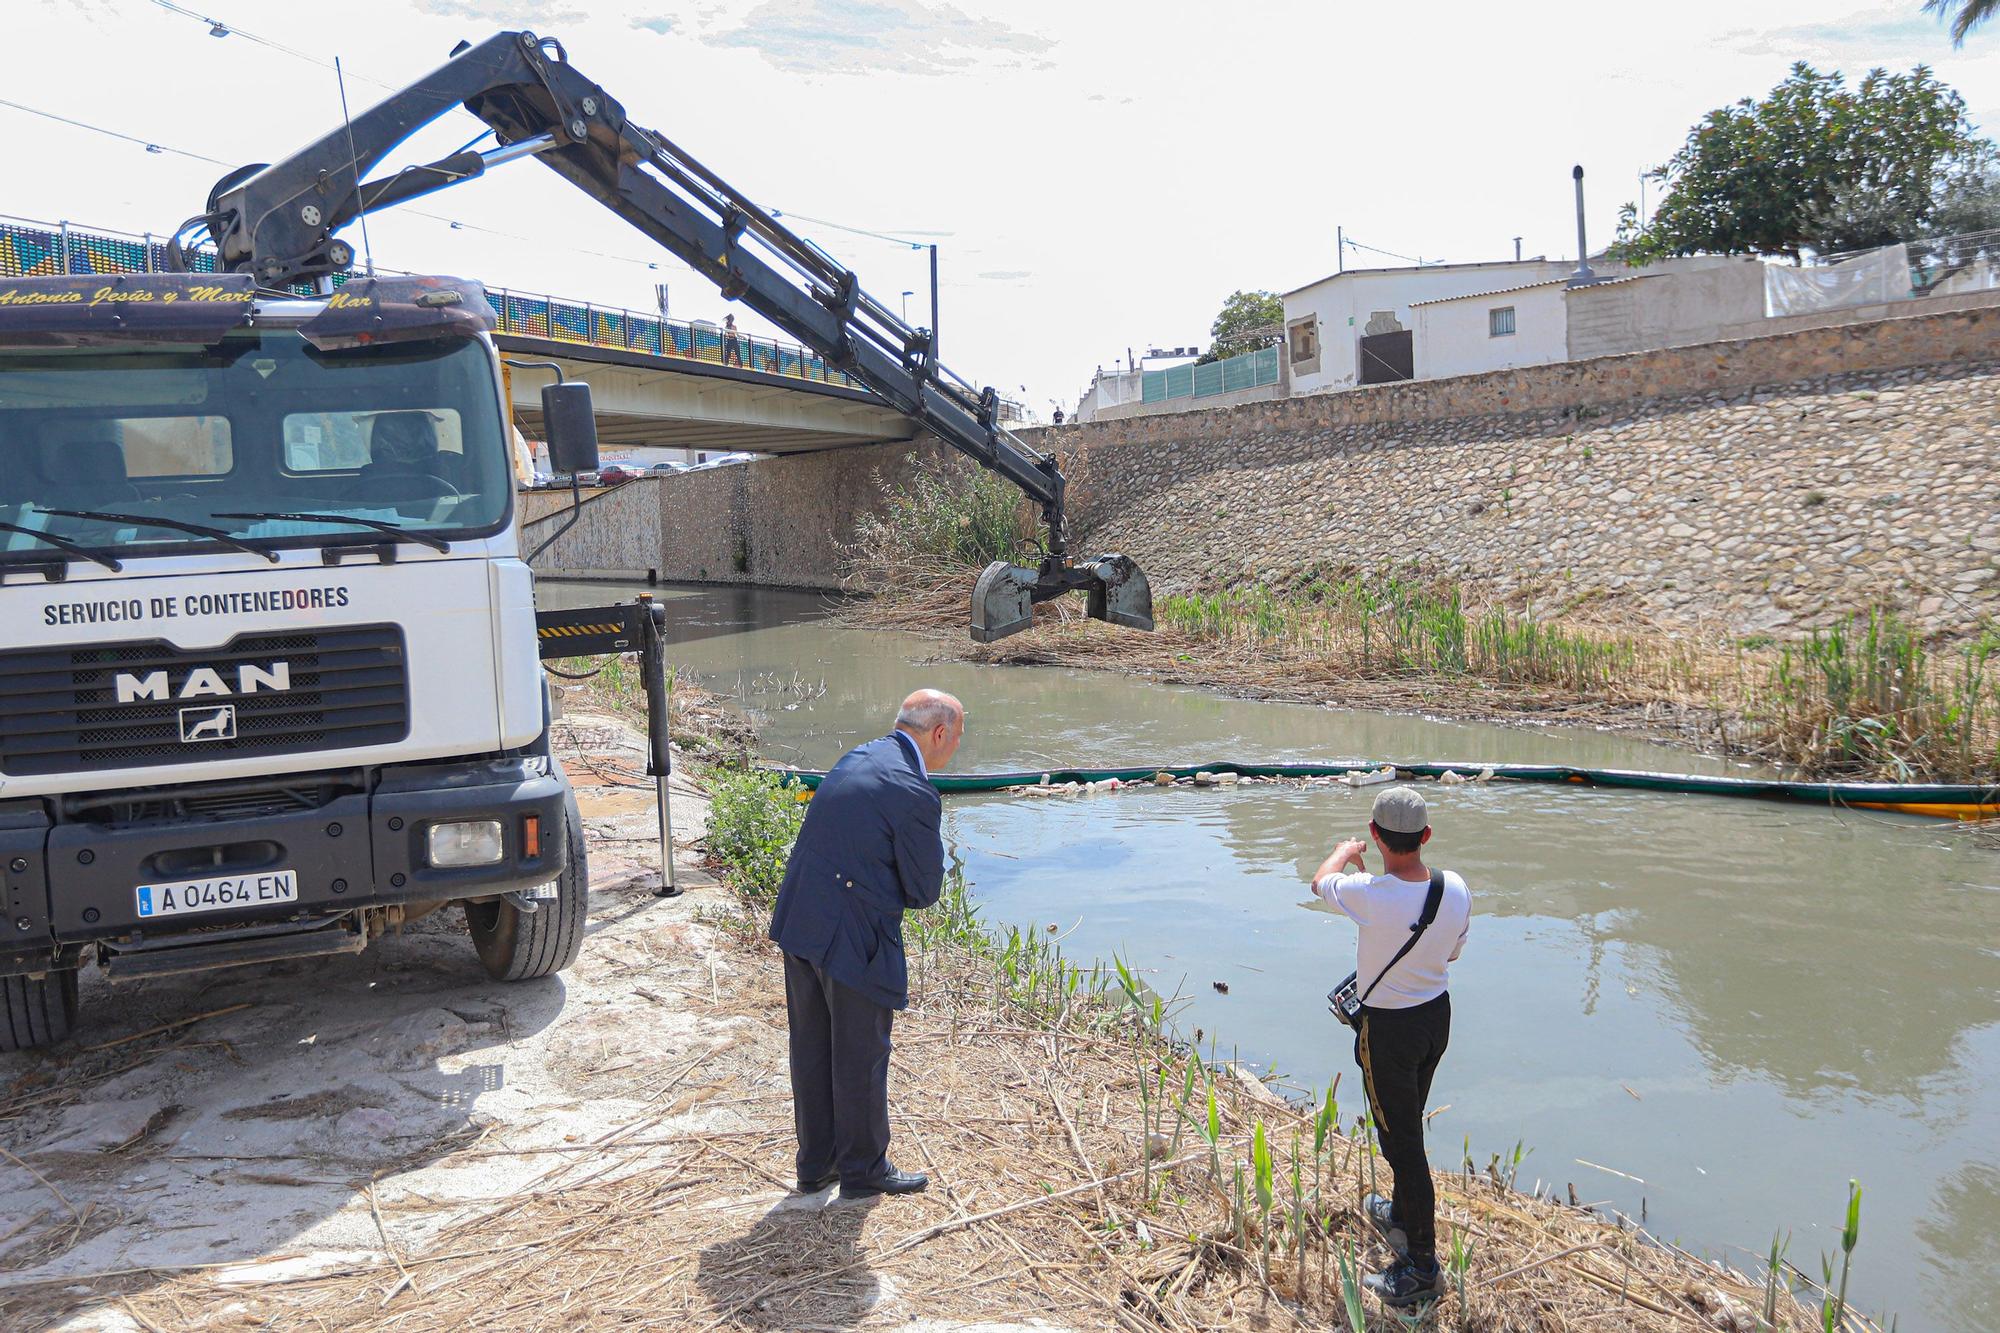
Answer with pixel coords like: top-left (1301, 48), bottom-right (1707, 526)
top-left (465, 796), bottom-right (588, 981)
top-left (1, 969), bottom-right (80, 1053)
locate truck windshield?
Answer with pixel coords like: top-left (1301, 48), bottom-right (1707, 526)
top-left (0, 332), bottom-right (510, 565)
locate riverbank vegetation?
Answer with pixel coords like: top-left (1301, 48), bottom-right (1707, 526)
top-left (665, 774), bottom-right (1882, 1330)
top-left (839, 467), bottom-right (2000, 785)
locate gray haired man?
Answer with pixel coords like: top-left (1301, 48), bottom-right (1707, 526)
top-left (1310, 785), bottom-right (1471, 1306)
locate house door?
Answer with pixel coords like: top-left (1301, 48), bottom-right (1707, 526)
top-left (1358, 330), bottom-right (1413, 384)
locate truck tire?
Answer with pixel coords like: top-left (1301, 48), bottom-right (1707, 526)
top-left (1, 969), bottom-right (80, 1053)
top-left (466, 795), bottom-right (587, 981)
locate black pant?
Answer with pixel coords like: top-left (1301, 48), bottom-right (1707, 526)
top-left (783, 950), bottom-right (894, 1187)
top-left (1354, 991), bottom-right (1451, 1266)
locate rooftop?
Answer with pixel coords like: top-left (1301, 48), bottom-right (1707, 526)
top-left (1282, 257), bottom-right (1568, 299)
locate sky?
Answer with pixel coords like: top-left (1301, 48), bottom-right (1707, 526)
top-left (7, 0), bottom-right (1999, 417)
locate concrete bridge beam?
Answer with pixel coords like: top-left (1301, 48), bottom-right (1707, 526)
top-left (497, 339), bottom-right (916, 453)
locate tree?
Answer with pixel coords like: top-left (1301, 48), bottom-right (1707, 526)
top-left (1608, 63), bottom-right (1990, 264)
top-left (1924, 0), bottom-right (1997, 46)
top-left (1202, 290), bottom-right (1282, 363)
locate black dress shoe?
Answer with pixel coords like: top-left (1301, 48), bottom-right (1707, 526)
top-left (840, 1168), bottom-right (927, 1199)
top-left (796, 1170), bottom-right (839, 1194)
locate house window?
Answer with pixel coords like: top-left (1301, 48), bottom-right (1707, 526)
top-left (1287, 317), bottom-right (1319, 365)
top-left (1489, 306), bottom-right (1516, 337)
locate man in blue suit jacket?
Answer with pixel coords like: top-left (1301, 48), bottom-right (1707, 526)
top-left (770, 689), bottom-right (963, 1199)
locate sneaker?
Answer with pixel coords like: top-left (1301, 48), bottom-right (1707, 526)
top-left (1362, 1192), bottom-right (1409, 1257)
top-left (1364, 1257), bottom-right (1445, 1308)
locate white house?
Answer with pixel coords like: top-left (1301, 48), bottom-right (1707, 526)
top-left (1281, 259), bottom-right (1579, 394)
top-left (1410, 279), bottom-right (1571, 380)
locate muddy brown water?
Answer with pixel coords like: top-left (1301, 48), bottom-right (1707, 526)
top-left (542, 580), bottom-right (2000, 1333)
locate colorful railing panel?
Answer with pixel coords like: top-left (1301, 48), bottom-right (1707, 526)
top-left (1, 217), bottom-right (861, 392)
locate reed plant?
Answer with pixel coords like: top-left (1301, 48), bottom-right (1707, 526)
top-left (1156, 575), bottom-right (2000, 784)
top-left (843, 456), bottom-right (1040, 590)
top-left (692, 772), bottom-right (1879, 1332)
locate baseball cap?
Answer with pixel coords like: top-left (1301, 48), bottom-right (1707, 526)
top-left (1370, 785), bottom-right (1429, 834)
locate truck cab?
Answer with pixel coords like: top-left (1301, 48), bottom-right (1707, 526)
top-left (0, 272), bottom-right (590, 1050)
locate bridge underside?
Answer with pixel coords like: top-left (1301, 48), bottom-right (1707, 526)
top-left (497, 335), bottom-right (918, 454)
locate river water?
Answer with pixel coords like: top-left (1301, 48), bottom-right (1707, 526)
top-left (542, 581), bottom-right (2000, 1333)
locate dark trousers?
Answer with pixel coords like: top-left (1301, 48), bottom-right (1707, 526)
top-left (1354, 991), bottom-right (1451, 1266)
top-left (783, 950), bottom-right (894, 1187)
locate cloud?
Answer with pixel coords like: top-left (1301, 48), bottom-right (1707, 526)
top-left (412, 0), bottom-right (586, 23)
top-left (630, 14), bottom-right (675, 34)
top-left (700, 0), bottom-right (1054, 76)
top-left (1718, 10), bottom-right (1959, 64)
top-left (977, 269), bottom-right (1032, 281)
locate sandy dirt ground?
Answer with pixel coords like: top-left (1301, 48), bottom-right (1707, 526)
top-left (0, 711), bottom-right (1059, 1333)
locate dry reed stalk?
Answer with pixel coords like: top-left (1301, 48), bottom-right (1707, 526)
top-left (86, 905), bottom-right (1876, 1333)
top-left (843, 571), bottom-right (2000, 785)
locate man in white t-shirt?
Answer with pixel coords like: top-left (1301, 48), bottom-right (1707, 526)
top-left (1310, 785), bottom-right (1470, 1307)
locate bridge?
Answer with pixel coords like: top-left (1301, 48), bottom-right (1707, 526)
top-left (1, 216), bottom-right (924, 456)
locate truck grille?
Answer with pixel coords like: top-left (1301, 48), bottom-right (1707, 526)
top-left (0, 626), bottom-right (409, 776)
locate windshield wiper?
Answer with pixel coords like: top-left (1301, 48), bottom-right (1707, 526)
top-left (0, 522), bottom-right (123, 573)
top-left (212, 511), bottom-right (451, 554)
top-left (39, 509), bottom-right (280, 563)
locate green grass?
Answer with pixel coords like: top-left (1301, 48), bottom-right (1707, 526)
top-left (1156, 575), bottom-right (1998, 783)
top-left (702, 768), bottom-right (807, 903)
top-left (1159, 574), bottom-right (1650, 694)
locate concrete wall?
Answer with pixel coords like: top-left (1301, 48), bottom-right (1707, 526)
top-left (1721, 285), bottom-right (2000, 341)
top-left (519, 478), bottom-right (665, 580)
top-left (649, 442), bottom-right (952, 589)
top-left (1566, 259), bottom-right (1766, 360)
top-left (1413, 283), bottom-right (1567, 380)
top-left (1050, 303), bottom-right (2000, 637)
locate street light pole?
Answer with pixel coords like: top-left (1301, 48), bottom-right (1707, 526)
top-left (901, 290), bottom-right (913, 322)
top-left (929, 244), bottom-right (939, 361)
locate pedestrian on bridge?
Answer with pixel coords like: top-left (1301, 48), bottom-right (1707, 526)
top-left (769, 689), bottom-right (964, 1200)
top-left (723, 313), bottom-right (746, 367)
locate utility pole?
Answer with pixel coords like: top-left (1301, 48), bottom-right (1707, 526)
top-left (929, 244), bottom-right (939, 361)
top-left (1336, 225), bottom-right (1344, 274)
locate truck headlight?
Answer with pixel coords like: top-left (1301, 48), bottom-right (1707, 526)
top-left (426, 820), bottom-right (504, 868)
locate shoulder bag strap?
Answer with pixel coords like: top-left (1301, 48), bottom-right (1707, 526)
top-left (1354, 870), bottom-right (1447, 1008)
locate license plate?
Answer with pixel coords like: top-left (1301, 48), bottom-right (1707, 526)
top-left (135, 869), bottom-right (299, 920)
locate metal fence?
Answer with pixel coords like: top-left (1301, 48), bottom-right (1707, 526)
top-left (1140, 344), bottom-right (1280, 404)
top-left (0, 215), bottom-right (860, 391)
top-left (485, 286), bottom-right (854, 386)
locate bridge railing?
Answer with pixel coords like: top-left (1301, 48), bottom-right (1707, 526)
top-left (485, 286), bottom-right (858, 388)
top-left (0, 215), bottom-right (862, 392)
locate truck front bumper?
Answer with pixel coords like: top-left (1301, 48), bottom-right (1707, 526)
top-left (0, 756), bottom-right (569, 979)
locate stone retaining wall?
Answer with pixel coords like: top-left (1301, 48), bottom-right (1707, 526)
top-left (536, 304), bottom-right (2000, 635)
top-left (1054, 309), bottom-right (2000, 636)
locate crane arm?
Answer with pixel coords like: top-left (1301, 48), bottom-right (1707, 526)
top-left (175, 30), bottom-right (1150, 641)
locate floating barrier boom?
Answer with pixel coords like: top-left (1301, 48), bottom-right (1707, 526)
top-left (767, 760), bottom-right (2000, 820)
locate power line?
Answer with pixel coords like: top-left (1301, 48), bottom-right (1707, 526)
top-left (767, 208), bottom-right (942, 250)
top-left (0, 97), bottom-right (234, 167)
top-left (148, 0), bottom-right (396, 88)
top-left (1341, 235), bottom-right (1447, 267)
top-left (0, 96), bottom-right (686, 276)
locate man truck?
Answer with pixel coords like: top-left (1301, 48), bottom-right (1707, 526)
top-left (0, 29), bottom-right (1151, 1049)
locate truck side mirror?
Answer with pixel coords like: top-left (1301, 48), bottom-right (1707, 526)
top-left (542, 382), bottom-right (600, 475)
